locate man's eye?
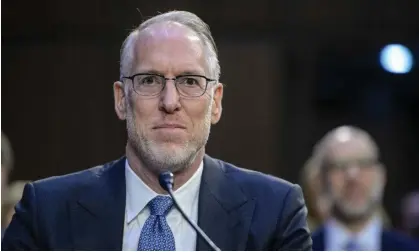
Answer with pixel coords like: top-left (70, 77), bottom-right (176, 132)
top-left (178, 77), bottom-right (198, 85)
top-left (140, 76), bottom-right (159, 85)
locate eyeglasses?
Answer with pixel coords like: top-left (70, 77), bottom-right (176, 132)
top-left (325, 158), bottom-right (378, 171)
top-left (121, 73), bottom-right (217, 97)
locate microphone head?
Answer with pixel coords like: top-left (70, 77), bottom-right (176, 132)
top-left (159, 171), bottom-right (174, 192)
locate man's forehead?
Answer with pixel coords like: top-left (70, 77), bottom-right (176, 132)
top-left (130, 23), bottom-right (207, 74)
top-left (133, 21), bottom-right (206, 63)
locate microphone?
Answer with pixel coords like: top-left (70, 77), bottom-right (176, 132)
top-left (159, 172), bottom-right (221, 251)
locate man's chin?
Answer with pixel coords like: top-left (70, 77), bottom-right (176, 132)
top-left (148, 143), bottom-right (191, 162)
top-left (335, 200), bottom-right (375, 221)
top-left (151, 142), bottom-right (188, 154)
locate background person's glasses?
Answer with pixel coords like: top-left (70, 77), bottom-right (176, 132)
top-left (325, 158), bottom-right (378, 171)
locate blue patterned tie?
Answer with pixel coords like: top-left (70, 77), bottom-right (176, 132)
top-left (137, 196), bottom-right (176, 251)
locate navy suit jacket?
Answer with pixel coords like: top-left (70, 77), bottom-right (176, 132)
top-left (312, 225), bottom-right (419, 251)
top-left (2, 155), bottom-right (312, 250)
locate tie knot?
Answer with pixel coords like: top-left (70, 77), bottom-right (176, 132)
top-left (148, 196), bottom-right (173, 216)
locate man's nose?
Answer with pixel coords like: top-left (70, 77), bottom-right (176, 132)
top-left (345, 164), bottom-right (361, 179)
top-left (159, 80), bottom-right (181, 113)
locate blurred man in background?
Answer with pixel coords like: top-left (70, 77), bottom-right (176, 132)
top-left (311, 125), bottom-right (419, 250)
top-left (401, 190), bottom-right (419, 239)
top-left (2, 10), bottom-right (311, 250)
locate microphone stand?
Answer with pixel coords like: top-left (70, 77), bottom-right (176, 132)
top-left (159, 172), bottom-right (221, 251)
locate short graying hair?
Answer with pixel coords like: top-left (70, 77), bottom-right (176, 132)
top-left (119, 11), bottom-right (220, 81)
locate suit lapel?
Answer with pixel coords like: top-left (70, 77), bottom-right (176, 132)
top-left (69, 158), bottom-right (126, 250)
top-left (197, 155), bottom-right (255, 251)
top-left (311, 225), bottom-right (326, 251)
top-left (381, 231), bottom-right (389, 250)
top-left (381, 230), bottom-right (399, 250)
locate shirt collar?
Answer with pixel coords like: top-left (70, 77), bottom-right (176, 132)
top-left (125, 159), bottom-right (204, 223)
top-left (326, 215), bottom-right (382, 250)
top-left (356, 215), bottom-right (382, 250)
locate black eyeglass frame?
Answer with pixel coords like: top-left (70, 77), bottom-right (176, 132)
top-left (121, 73), bottom-right (217, 97)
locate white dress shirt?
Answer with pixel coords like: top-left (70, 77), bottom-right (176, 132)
top-left (325, 215), bottom-right (383, 251)
top-left (122, 160), bottom-right (203, 251)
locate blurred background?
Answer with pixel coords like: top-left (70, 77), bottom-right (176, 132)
top-left (2, 0), bottom-right (418, 240)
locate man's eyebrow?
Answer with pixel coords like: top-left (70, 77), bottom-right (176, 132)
top-left (177, 70), bottom-right (205, 76)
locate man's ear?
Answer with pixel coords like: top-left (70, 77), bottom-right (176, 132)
top-left (211, 83), bottom-right (223, 124)
top-left (113, 81), bottom-right (127, 120)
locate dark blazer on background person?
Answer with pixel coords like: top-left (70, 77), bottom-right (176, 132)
top-left (2, 155), bottom-right (312, 250)
top-left (312, 225), bottom-right (419, 251)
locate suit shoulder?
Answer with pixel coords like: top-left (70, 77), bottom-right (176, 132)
top-left (31, 158), bottom-right (121, 196)
top-left (216, 158), bottom-right (298, 198)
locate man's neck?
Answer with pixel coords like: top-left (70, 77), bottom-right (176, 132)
top-left (333, 209), bottom-right (376, 234)
top-left (343, 218), bottom-right (372, 234)
top-left (125, 145), bottom-right (204, 194)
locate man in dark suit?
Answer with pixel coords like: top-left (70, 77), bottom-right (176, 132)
top-left (310, 126), bottom-right (419, 251)
top-left (2, 10), bottom-right (312, 250)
